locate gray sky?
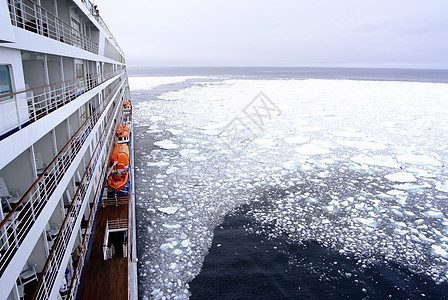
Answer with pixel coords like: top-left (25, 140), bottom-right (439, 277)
top-left (94, 0), bottom-right (448, 69)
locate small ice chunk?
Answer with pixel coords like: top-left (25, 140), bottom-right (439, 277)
top-left (162, 224), bottom-right (182, 229)
top-left (150, 116), bottom-right (165, 122)
top-left (431, 245), bottom-right (448, 259)
top-left (337, 140), bottom-right (387, 150)
top-left (385, 172), bottom-right (417, 182)
top-left (154, 139), bottom-right (179, 150)
top-left (166, 167), bottom-right (179, 174)
top-left (173, 249), bottom-right (183, 255)
top-left (167, 128), bottom-right (183, 135)
top-left (355, 217), bottom-right (378, 227)
top-left (147, 161), bottom-right (170, 167)
top-left (190, 155), bottom-right (207, 162)
top-left (181, 239), bottom-right (190, 247)
top-left (333, 131), bottom-right (363, 138)
top-left (297, 144), bottom-right (329, 155)
top-left (394, 221), bottom-right (407, 228)
top-left (424, 209), bottom-right (444, 219)
top-left (391, 209), bottom-right (404, 218)
top-left (394, 228), bottom-right (408, 236)
top-left (158, 207), bottom-right (179, 214)
top-left (160, 243), bottom-right (173, 252)
top-left (284, 136), bottom-right (310, 144)
top-left (418, 233), bottom-right (435, 243)
top-left (282, 160), bottom-right (297, 170)
top-left (393, 183), bottom-right (431, 190)
top-left (435, 181), bottom-right (448, 193)
top-left (351, 155), bottom-right (399, 168)
top-left (253, 138), bottom-right (277, 148)
top-left (407, 167), bottom-right (436, 178)
top-left (179, 149), bottom-right (200, 158)
top-left (387, 189), bottom-right (407, 196)
top-left (397, 153), bottom-right (442, 167)
top-left (169, 262), bottom-right (178, 269)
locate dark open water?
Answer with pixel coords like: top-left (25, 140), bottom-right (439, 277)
top-left (190, 206), bottom-right (446, 300)
top-left (131, 67), bottom-right (448, 299)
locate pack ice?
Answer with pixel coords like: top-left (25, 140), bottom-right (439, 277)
top-left (133, 77), bottom-right (448, 299)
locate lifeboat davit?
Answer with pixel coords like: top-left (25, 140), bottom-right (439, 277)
top-left (123, 101), bottom-right (131, 114)
top-left (108, 142), bottom-right (129, 167)
top-left (108, 163), bottom-right (129, 192)
top-left (116, 123), bottom-right (129, 144)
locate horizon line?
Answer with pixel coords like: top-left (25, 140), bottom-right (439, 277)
top-left (126, 65), bottom-right (448, 71)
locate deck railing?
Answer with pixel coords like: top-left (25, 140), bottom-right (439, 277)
top-left (78, 0), bottom-right (124, 57)
top-left (94, 14), bottom-right (125, 58)
top-left (0, 70), bottom-right (124, 139)
top-left (101, 194), bottom-right (129, 206)
top-left (0, 76), bottom-right (124, 276)
top-left (8, 0), bottom-right (98, 53)
top-left (102, 218), bottom-right (128, 260)
top-left (80, 0), bottom-right (97, 16)
top-left (66, 157), bottom-right (111, 299)
top-left (31, 88), bottom-right (125, 299)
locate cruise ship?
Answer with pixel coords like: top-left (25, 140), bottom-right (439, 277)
top-left (0, 0), bottom-right (137, 299)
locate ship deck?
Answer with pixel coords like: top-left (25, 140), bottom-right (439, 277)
top-left (78, 194), bottom-right (129, 300)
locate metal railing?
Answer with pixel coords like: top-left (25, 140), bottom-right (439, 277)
top-left (66, 154), bottom-right (110, 300)
top-left (8, 0), bottom-right (98, 53)
top-left (0, 76), bottom-right (124, 275)
top-left (108, 218), bottom-right (128, 230)
top-left (94, 15), bottom-right (125, 58)
top-left (79, 0), bottom-right (122, 54)
top-left (103, 218), bottom-right (128, 260)
top-left (0, 70), bottom-right (123, 139)
top-left (101, 194), bottom-right (129, 206)
top-left (80, 0), bottom-right (97, 16)
top-left (31, 86), bottom-right (125, 300)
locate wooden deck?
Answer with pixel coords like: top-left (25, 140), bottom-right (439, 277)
top-left (78, 195), bottom-right (129, 300)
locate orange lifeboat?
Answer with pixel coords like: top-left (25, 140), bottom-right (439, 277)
top-left (108, 142), bottom-right (129, 167)
top-left (123, 101), bottom-right (131, 108)
top-left (123, 101), bottom-right (131, 114)
top-left (108, 163), bottom-right (129, 192)
top-left (116, 123), bottom-right (129, 144)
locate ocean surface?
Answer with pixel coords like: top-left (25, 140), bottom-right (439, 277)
top-left (130, 67), bottom-right (448, 299)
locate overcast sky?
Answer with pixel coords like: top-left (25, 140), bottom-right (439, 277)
top-left (93, 0), bottom-right (448, 69)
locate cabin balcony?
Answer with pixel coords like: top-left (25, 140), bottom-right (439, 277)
top-left (0, 78), bottom-right (126, 297)
top-left (7, 0), bottom-right (99, 54)
top-left (0, 68), bottom-right (124, 140)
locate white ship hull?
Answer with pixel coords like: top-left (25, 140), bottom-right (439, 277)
top-left (0, 0), bottom-right (137, 299)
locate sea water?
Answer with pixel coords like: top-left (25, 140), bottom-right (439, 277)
top-left (131, 68), bottom-right (448, 299)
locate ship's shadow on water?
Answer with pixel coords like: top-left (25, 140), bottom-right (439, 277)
top-left (190, 206), bottom-right (448, 300)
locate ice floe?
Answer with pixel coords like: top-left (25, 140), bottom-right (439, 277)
top-left (431, 245), bottom-right (448, 259)
top-left (336, 140), bottom-right (387, 150)
top-left (297, 144), bottom-right (330, 155)
top-left (284, 136), bottom-right (310, 144)
top-left (435, 181), bottom-right (448, 193)
top-left (351, 155), bottom-right (400, 168)
top-left (385, 172), bottom-right (417, 182)
top-left (355, 217), bottom-right (378, 227)
top-left (397, 153), bottom-right (443, 167)
top-left (424, 209), bottom-right (444, 219)
top-left (154, 139), bottom-right (179, 150)
top-left (158, 207), bottom-right (180, 215)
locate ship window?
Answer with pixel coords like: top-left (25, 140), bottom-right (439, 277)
top-left (0, 65), bottom-right (13, 101)
top-left (75, 63), bottom-right (84, 79)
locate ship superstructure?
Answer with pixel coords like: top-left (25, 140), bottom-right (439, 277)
top-left (0, 0), bottom-right (137, 299)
